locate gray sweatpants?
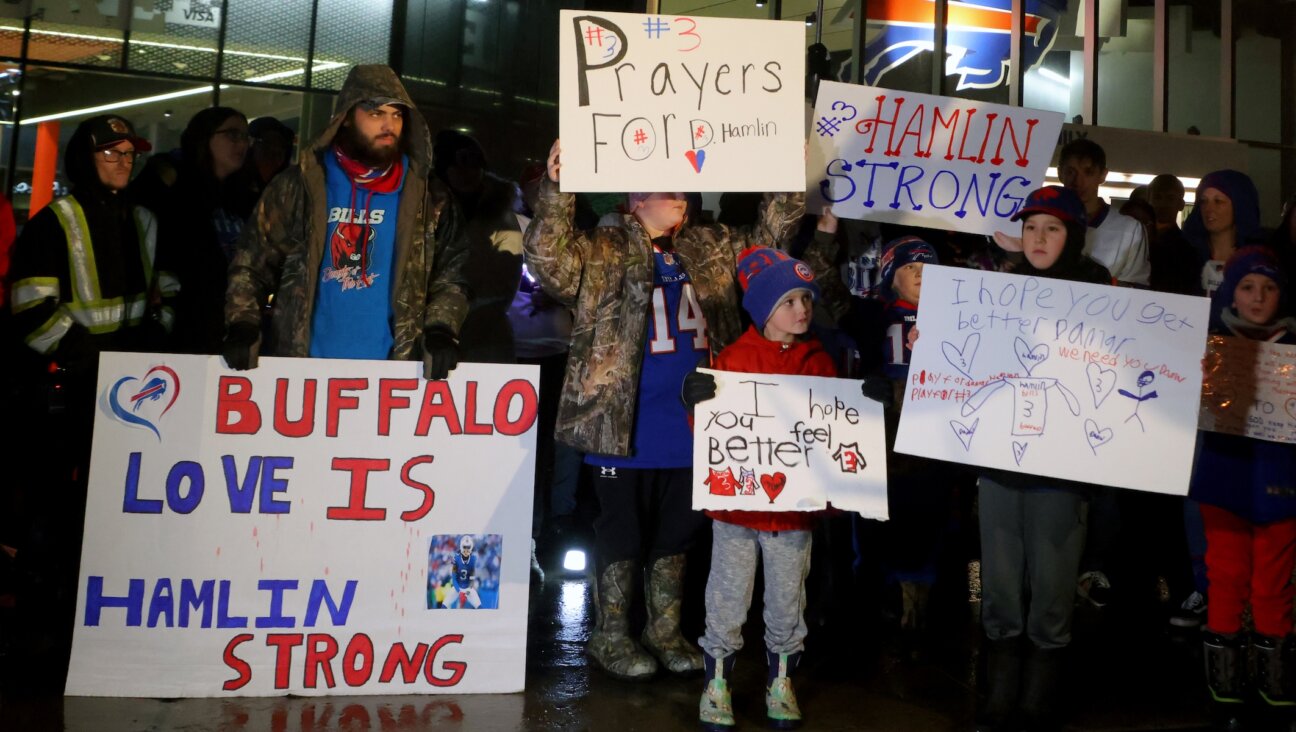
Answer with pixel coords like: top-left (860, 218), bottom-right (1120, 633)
top-left (979, 476), bottom-right (1088, 649)
top-left (699, 520), bottom-right (813, 659)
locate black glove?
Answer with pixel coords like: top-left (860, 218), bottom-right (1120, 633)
top-left (222, 321), bottom-right (261, 371)
top-left (861, 376), bottom-right (894, 410)
top-left (51, 323), bottom-right (94, 373)
top-left (681, 370), bottom-right (717, 408)
top-left (423, 326), bottom-right (459, 380)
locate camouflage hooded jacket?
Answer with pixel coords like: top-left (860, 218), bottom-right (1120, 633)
top-left (524, 178), bottom-right (805, 456)
top-left (225, 65), bottom-right (468, 359)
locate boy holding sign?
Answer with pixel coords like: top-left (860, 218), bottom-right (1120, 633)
top-left (975, 186), bottom-right (1112, 732)
top-left (525, 141), bottom-right (805, 682)
top-left (684, 248), bottom-right (887, 730)
top-left (1191, 248), bottom-right (1296, 721)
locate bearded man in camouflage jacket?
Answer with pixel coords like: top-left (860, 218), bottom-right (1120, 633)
top-left (524, 139), bottom-right (806, 681)
top-left (223, 65), bottom-right (467, 377)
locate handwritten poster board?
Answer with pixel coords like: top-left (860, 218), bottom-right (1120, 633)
top-left (1200, 335), bottom-right (1296, 444)
top-left (807, 81), bottom-right (1064, 236)
top-left (67, 354), bottom-right (538, 697)
top-left (893, 265), bottom-right (1210, 495)
top-left (558, 10), bottom-right (805, 192)
top-left (692, 369), bottom-right (889, 520)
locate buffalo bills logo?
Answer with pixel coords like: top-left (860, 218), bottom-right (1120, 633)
top-left (102, 365), bottom-right (180, 439)
top-left (854, 0), bottom-right (1064, 91)
top-left (795, 262), bottom-right (814, 282)
top-left (324, 223), bottom-right (380, 290)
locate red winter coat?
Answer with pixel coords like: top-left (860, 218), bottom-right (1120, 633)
top-left (706, 325), bottom-right (838, 532)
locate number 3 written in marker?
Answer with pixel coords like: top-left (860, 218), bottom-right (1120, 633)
top-left (674, 17), bottom-right (701, 51)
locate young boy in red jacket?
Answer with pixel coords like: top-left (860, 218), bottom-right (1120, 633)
top-left (685, 246), bottom-right (835, 731)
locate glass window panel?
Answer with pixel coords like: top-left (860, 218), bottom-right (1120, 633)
top-left (311, 0), bottom-right (393, 91)
top-left (1096, 4), bottom-right (1152, 130)
top-left (1234, 23), bottom-right (1279, 145)
top-left (29, 1), bottom-right (127, 69)
top-left (221, 0), bottom-right (314, 86)
top-left (1023, 0), bottom-right (1083, 123)
top-left (10, 66), bottom-right (214, 222)
top-left (1167, 0), bottom-right (1221, 137)
top-left (127, 1), bottom-right (223, 79)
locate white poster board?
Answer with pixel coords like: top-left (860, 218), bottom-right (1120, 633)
top-left (692, 369), bottom-right (889, 520)
top-left (807, 81), bottom-right (1064, 236)
top-left (1200, 335), bottom-right (1296, 444)
top-left (67, 354), bottom-right (538, 697)
top-left (894, 266), bottom-right (1210, 495)
top-left (558, 10), bottom-right (805, 192)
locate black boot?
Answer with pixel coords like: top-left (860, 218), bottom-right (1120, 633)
top-left (1018, 645), bottom-right (1064, 732)
top-left (1204, 631), bottom-right (1247, 731)
top-left (1255, 634), bottom-right (1295, 706)
top-left (976, 636), bottom-right (1022, 732)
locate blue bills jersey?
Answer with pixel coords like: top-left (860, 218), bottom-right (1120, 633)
top-left (588, 245), bottom-right (709, 469)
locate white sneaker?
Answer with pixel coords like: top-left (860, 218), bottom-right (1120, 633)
top-left (1170, 591), bottom-right (1207, 628)
top-left (1077, 570), bottom-right (1112, 608)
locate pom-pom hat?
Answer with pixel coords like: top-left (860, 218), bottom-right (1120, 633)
top-left (736, 247), bottom-right (819, 326)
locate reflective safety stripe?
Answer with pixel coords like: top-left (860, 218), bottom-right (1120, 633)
top-left (69, 295), bottom-right (149, 333)
top-left (156, 271), bottom-right (180, 297)
top-left (134, 206), bottom-right (157, 283)
top-left (26, 310), bottom-right (73, 354)
top-left (158, 306), bottom-right (176, 333)
top-left (47, 197), bottom-right (159, 333)
top-left (11, 277), bottom-right (59, 313)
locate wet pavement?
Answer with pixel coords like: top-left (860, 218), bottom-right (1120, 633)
top-left (0, 555), bottom-right (1220, 731)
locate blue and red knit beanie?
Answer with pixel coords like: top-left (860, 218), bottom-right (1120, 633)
top-left (736, 246), bottom-right (819, 326)
top-left (1211, 245), bottom-right (1288, 325)
top-left (878, 236), bottom-right (938, 299)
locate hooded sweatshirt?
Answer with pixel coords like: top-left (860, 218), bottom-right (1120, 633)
top-left (1183, 169), bottom-right (1263, 296)
top-left (225, 65), bottom-right (468, 360)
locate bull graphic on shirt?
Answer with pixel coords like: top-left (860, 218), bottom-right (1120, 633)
top-left (324, 220), bottom-right (380, 290)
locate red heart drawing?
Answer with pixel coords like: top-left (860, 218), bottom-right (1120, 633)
top-left (760, 472), bottom-right (787, 504)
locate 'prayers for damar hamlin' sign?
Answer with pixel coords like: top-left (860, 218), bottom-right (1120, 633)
top-left (692, 369), bottom-right (889, 520)
top-left (1200, 335), bottom-right (1296, 445)
top-left (558, 11), bottom-right (805, 193)
top-left (894, 266), bottom-right (1210, 495)
top-left (807, 81), bottom-right (1065, 237)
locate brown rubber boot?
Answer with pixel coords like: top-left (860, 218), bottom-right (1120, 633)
top-left (642, 554), bottom-right (704, 675)
top-left (587, 560), bottom-right (657, 681)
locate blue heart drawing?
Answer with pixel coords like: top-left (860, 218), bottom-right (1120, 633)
top-left (940, 333), bottom-right (980, 379)
top-left (949, 418), bottom-right (979, 452)
top-left (1084, 418), bottom-right (1114, 453)
top-left (106, 365), bottom-right (181, 440)
top-left (1012, 441), bottom-right (1028, 466)
top-left (1013, 337), bottom-right (1049, 375)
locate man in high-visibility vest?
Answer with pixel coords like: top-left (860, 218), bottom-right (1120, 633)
top-left (9, 114), bottom-right (177, 683)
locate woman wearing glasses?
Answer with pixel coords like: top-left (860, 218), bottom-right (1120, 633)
top-left (133, 106), bottom-right (258, 354)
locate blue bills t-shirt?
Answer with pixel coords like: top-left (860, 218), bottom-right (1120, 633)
top-left (588, 245), bottom-right (709, 469)
top-left (309, 152), bottom-right (406, 359)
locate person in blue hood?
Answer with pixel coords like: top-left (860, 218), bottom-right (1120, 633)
top-left (1190, 246), bottom-right (1296, 721)
top-left (1183, 169), bottom-right (1263, 297)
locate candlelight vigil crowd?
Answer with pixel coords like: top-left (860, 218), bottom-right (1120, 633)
top-left (3, 60), bottom-right (1296, 732)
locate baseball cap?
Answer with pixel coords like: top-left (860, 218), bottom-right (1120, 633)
top-left (84, 114), bottom-right (152, 152)
top-left (1011, 186), bottom-right (1086, 227)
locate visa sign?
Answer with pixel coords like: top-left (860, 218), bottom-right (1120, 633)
top-left (860, 0), bottom-right (1066, 91)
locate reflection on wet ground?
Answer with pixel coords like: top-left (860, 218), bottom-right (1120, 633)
top-left (2, 569), bottom-right (1217, 731)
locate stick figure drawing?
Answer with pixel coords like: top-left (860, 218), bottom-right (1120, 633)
top-left (1117, 370), bottom-right (1159, 432)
